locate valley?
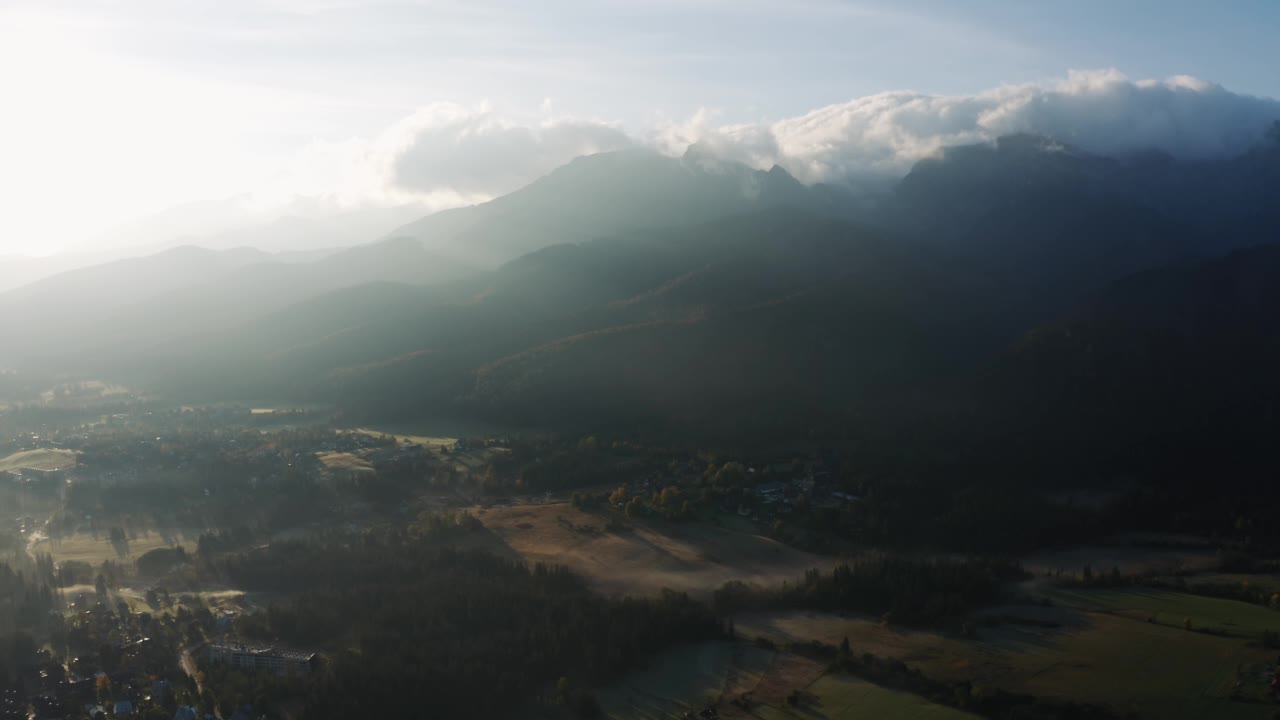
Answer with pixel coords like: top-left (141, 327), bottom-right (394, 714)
top-left (0, 126), bottom-right (1278, 720)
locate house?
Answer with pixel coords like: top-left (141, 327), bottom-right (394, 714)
top-left (206, 643), bottom-right (316, 676)
top-left (0, 690), bottom-right (24, 720)
top-left (755, 481), bottom-right (786, 503)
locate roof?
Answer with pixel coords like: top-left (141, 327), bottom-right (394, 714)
top-left (208, 642), bottom-right (315, 662)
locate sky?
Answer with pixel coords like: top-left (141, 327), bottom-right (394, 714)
top-left (1, 0), bottom-right (1279, 256)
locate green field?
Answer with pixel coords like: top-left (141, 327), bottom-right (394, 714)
top-left (998, 610), bottom-right (1274, 719)
top-left (755, 674), bottom-right (980, 720)
top-left (738, 586), bottom-right (1280, 720)
top-left (0, 448), bottom-right (76, 472)
top-left (1049, 587), bottom-right (1280, 638)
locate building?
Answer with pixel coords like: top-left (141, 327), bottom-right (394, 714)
top-left (206, 643), bottom-right (316, 676)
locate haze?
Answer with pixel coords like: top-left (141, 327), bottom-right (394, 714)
top-left (2, 0), bottom-right (1279, 259)
top-left (2, 4), bottom-right (1280, 720)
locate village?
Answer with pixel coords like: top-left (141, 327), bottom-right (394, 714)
top-left (0, 403), bottom-right (869, 719)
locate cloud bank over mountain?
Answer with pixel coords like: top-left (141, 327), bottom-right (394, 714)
top-left (105, 71), bottom-right (1280, 257)
top-left (360, 70), bottom-right (1280, 201)
top-left (657, 70), bottom-right (1280, 184)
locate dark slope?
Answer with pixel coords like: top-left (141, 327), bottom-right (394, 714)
top-left (145, 209), bottom-right (973, 429)
top-left (979, 244), bottom-right (1280, 482)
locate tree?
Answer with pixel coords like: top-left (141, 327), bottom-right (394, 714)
top-left (713, 462), bottom-right (746, 489)
top-left (556, 676), bottom-right (572, 705)
top-left (574, 690), bottom-right (603, 719)
top-left (608, 486), bottom-right (629, 507)
top-left (625, 497), bottom-right (644, 519)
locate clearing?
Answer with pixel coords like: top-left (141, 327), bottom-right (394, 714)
top-left (43, 532), bottom-right (183, 565)
top-left (470, 503), bottom-right (832, 599)
top-left (316, 451), bottom-right (375, 475)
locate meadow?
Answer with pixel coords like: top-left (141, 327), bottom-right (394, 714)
top-left (739, 585), bottom-right (1280, 720)
top-left (470, 503), bottom-right (829, 599)
top-left (753, 674), bottom-right (981, 720)
top-left (41, 531), bottom-right (181, 565)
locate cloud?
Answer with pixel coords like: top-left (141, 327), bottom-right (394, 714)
top-left (661, 70), bottom-right (1280, 184)
top-left (381, 103), bottom-right (634, 196)
top-left (256, 70), bottom-right (1280, 218)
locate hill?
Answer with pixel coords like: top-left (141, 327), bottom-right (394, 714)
top-left (381, 146), bottom-right (856, 267)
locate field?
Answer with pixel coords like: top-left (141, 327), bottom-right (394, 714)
top-left (596, 640), bottom-right (975, 720)
top-left (40, 531), bottom-right (183, 565)
top-left (740, 586), bottom-right (1280, 719)
top-left (346, 427), bottom-right (457, 448)
top-left (316, 451), bottom-right (375, 474)
top-left (754, 674), bottom-right (981, 720)
top-left (1005, 610), bottom-right (1274, 719)
top-left (0, 448), bottom-right (76, 472)
top-left (1048, 587), bottom-right (1280, 638)
top-left (470, 503), bottom-right (830, 598)
top-left (737, 611), bottom-right (989, 678)
top-left (597, 642), bottom-right (757, 718)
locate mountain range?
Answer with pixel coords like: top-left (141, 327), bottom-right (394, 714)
top-left (1, 130), bottom-right (1278, 452)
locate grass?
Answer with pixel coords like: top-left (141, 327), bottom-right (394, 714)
top-left (471, 503), bottom-right (829, 599)
top-left (1048, 587), bottom-right (1280, 638)
top-left (597, 639), bottom-right (976, 720)
top-left (756, 674), bottom-right (981, 720)
top-left (346, 427), bottom-right (457, 448)
top-left (316, 451), bottom-right (375, 474)
top-left (597, 642), bottom-right (738, 719)
top-left (738, 585), bottom-right (1280, 720)
top-left (0, 448), bottom-right (76, 472)
top-left (44, 532), bottom-right (180, 565)
top-left (1001, 610), bottom-right (1275, 719)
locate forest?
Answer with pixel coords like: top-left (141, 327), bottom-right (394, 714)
top-left (210, 531), bottom-right (725, 718)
